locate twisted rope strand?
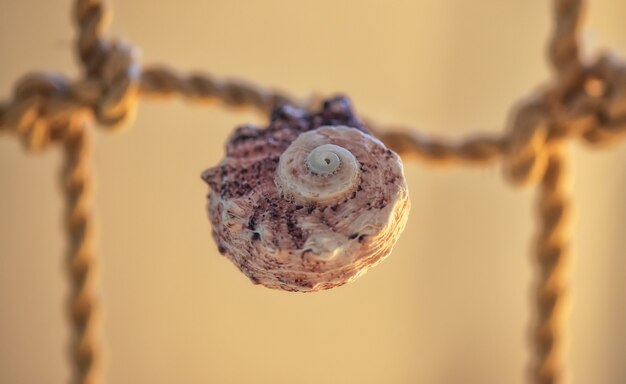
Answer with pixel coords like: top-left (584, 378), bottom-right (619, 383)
top-left (375, 129), bottom-right (506, 165)
top-left (74, 0), bottom-right (111, 75)
top-left (528, 2), bottom-right (584, 382)
top-left (140, 66), bottom-right (299, 115)
top-left (531, 144), bottom-right (572, 384)
top-left (549, 0), bottom-right (585, 75)
top-left (62, 120), bottom-right (103, 384)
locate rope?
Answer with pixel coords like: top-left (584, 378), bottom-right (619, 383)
top-left (140, 66), bottom-right (298, 115)
top-left (74, 0), bottom-right (111, 76)
top-left (62, 119), bottom-right (103, 384)
top-left (0, 0), bottom-right (625, 383)
top-left (375, 129), bottom-right (506, 165)
top-left (531, 144), bottom-right (572, 384)
top-left (529, 2), bottom-right (581, 382)
top-left (549, 0), bottom-right (585, 75)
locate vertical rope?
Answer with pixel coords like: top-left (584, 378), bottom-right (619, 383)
top-left (73, 0), bottom-right (111, 75)
top-left (528, 1), bottom-right (584, 381)
top-left (62, 119), bottom-right (103, 384)
top-left (531, 144), bottom-right (572, 384)
top-left (549, 0), bottom-right (585, 74)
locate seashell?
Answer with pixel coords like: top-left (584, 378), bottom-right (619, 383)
top-left (202, 96), bottom-right (410, 292)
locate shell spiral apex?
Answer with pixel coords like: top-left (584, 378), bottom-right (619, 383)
top-left (202, 96), bottom-right (410, 292)
top-left (275, 127), bottom-right (361, 205)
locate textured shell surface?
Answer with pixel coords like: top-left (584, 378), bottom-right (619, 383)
top-left (202, 97), bottom-right (410, 292)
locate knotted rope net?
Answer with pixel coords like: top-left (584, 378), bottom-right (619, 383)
top-left (1, 0), bottom-right (625, 383)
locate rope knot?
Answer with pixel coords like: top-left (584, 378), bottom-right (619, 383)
top-left (89, 40), bottom-right (141, 129)
top-left (5, 74), bottom-right (78, 151)
top-left (581, 54), bottom-right (626, 144)
top-left (593, 55), bottom-right (626, 118)
top-left (503, 98), bottom-right (551, 186)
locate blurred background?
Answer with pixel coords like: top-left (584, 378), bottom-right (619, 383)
top-left (1, 0), bottom-right (625, 383)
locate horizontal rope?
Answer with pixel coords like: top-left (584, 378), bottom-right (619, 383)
top-left (1, 55), bottom-right (625, 163)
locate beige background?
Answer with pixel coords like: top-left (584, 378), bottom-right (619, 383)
top-left (1, 1), bottom-right (625, 383)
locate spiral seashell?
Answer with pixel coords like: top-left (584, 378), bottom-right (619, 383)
top-left (202, 96), bottom-right (410, 292)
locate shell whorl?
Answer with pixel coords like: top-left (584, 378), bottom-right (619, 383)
top-left (276, 126), bottom-right (361, 205)
top-left (307, 145), bottom-right (343, 175)
top-left (202, 97), bottom-right (410, 292)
